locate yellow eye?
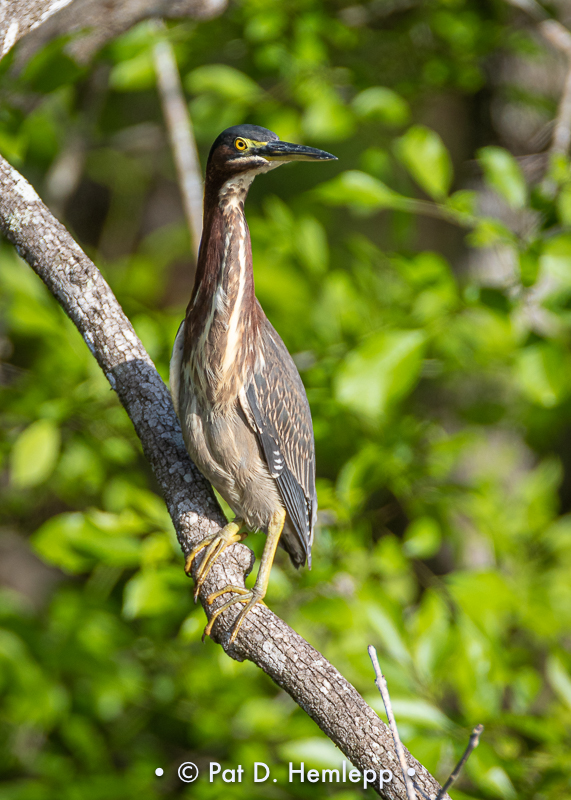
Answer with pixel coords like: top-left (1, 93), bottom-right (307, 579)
top-left (235, 138), bottom-right (248, 151)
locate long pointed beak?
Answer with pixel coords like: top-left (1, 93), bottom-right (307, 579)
top-left (256, 141), bottom-right (337, 162)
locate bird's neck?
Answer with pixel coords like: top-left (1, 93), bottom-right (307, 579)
top-left (185, 173), bottom-right (258, 399)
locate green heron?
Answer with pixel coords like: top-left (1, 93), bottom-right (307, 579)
top-left (170, 124), bottom-right (336, 643)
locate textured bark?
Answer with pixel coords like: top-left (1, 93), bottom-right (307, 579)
top-left (0, 0), bottom-right (226, 64)
top-left (0, 155), bottom-right (450, 800)
top-left (1, 0), bottom-right (73, 59)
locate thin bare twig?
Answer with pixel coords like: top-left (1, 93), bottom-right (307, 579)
top-left (368, 645), bottom-right (416, 800)
top-left (368, 644), bottom-right (483, 799)
top-left (435, 724), bottom-right (484, 799)
top-left (153, 21), bottom-right (203, 258)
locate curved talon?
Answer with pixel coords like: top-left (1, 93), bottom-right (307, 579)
top-left (184, 521), bottom-right (246, 601)
top-left (201, 509), bottom-right (286, 644)
top-left (206, 585), bottom-right (250, 605)
top-left (184, 539), bottom-right (210, 576)
top-left (193, 537), bottom-right (229, 601)
top-left (203, 588), bottom-right (266, 642)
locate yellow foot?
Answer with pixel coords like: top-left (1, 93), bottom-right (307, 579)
top-left (184, 521), bottom-right (246, 602)
top-left (203, 586), bottom-right (266, 644)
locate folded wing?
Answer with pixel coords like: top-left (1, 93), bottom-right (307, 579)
top-left (240, 312), bottom-right (316, 566)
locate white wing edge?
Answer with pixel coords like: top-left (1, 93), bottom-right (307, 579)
top-left (169, 320), bottom-right (185, 420)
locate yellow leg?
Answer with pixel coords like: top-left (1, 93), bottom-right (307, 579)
top-left (203, 508), bottom-right (286, 644)
top-left (184, 519), bottom-right (246, 602)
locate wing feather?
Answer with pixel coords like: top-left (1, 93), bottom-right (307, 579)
top-left (241, 313), bottom-right (317, 566)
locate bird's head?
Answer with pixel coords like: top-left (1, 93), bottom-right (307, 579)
top-left (206, 124), bottom-right (337, 196)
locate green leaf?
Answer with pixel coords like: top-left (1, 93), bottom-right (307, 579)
top-left (10, 419), bottom-right (61, 489)
top-left (467, 218), bottom-right (516, 248)
top-left (394, 125), bottom-right (453, 200)
top-left (412, 592), bottom-right (451, 683)
top-left (478, 146), bottom-right (526, 209)
top-left (481, 766), bottom-right (517, 799)
top-left (367, 604), bottom-right (412, 666)
top-left (445, 189), bottom-right (477, 218)
top-left (0, 129), bottom-right (26, 164)
top-left (32, 513), bottom-right (93, 574)
top-left (403, 517), bottom-right (442, 559)
top-left (546, 654), bottom-right (571, 710)
top-left (547, 152), bottom-right (571, 185)
top-left (352, 87), bottom-right (410, 126)
top-left (280, 738), bottom-right (344, 768)
top-left (185, 65), bottom-right (262, 102)
top-left (295, 216), bottom-right (329, 275)
top-left (110, 51), bottom-right (156, 91)
top-left (316, 170), bottom-right (407, 214)
top-left (557, 182), bottom-right (571, 225)
top-left (302, 91), bottom-right (355, 141)
top-left (448, 572), bottom-right (516, 638)
top-left (366, 695), bottom-right (452, 730)
top-left (32, 511), bottom-right (144, 573)
top-left (234, 696), bottom-right (290, 738)
top-left (20, 35), bottom-right (86, 93)
top-left (516, 343), bottom-right (571, 408)
top-left (123, 567), bottom-right (185, 618)
top-left (518, 245), bottom-right (541, 287)
top-left (335, 329), bottom-right (427, 420)
top-left (360, 146), bottom-right (391, 179)
top-left (540, 234), bottom-right (571, 289)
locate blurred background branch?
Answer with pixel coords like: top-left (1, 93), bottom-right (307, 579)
top-left (152, 21), bottom-right (203, 259)
top-left (504, 0), bottom-right (571, 158)
top-left (2, 0), bottom-right (228, 66)
top-left (539, 20), bottom-right (571, 156)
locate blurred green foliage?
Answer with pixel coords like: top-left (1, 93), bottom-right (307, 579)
top-left (2, 1), bottom-right (571, 798)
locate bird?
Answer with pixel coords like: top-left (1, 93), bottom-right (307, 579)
top-left (170, 124), bottom-right (336, 643)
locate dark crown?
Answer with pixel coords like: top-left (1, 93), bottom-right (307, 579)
top-left (209, 125), bottom-right (279, 159)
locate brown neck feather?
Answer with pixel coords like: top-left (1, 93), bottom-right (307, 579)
top-left (184, 171), bottom-right (259, 400)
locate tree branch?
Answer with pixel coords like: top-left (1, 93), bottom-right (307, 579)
top-left (0, 154), bottom-right (450, 800)
top-left (1, 0), bottom-right (227, 66)
top-left (1, 0), bottom-right (75, 59)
